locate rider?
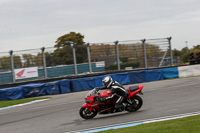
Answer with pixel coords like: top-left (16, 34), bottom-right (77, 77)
top-left (95, 76), bottom-right (128, 110)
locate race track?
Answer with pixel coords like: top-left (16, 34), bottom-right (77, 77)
top-left (0, 76), bottom-right (200, 133)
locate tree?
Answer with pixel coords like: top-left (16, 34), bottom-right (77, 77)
top-left (0, 56), bottom-right (11, 70)
top-left (193, 45), bottom-right (200, 49)
top-left (181, 47), bottom-right (189, 63)
top-left (55, 32), bottom-right (85, 48)
top-left (173, 48), bottom-right (182, 56)
top-left (54, 32), bottom-right (87, 65)
top-left (44, 52), bottom-right (57, 67)
top-left (0, 55), bottom-right (22, 70)
top-left (22, 54), bottom-right (38, 67)
top-left (13, 55), bottom-right (23, 68)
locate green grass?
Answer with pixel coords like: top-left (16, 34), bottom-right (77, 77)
top-left (0, 97), bottom-right (50, 108)
top-left (97, 114), bottom-right (200, 133)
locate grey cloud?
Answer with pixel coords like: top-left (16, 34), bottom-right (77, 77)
top-left (0, 0), bottom-right (200, 51)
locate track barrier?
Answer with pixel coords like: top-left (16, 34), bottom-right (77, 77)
top-left (47, 81), bottom-right (60, 95)
top-left (0, 86), bottom-right (23, 101)
top-left (59, 79), bottom-right (71, 93)
top-left (22, 83), bottom-right (51, 98)
top-left (0, 65), bottom-right (198, 101)
top-left (161, 67), bottom-right (179, 79)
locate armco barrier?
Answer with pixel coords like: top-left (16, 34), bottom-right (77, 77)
top-left (0, 86), bottom-right (23, 101)
top-left (22, 83), bottom-right (51, 98)
top-left (0, 66), bottom-right (181, 101)
top-left (59, 79), bottom-right (71, 93)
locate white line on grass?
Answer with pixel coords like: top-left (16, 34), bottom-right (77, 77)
top-left (66, 111), bottom-right (200, 133)
top-left (0, 99), bottom-right (48, 111)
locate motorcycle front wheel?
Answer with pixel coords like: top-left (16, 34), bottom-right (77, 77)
top-left (125, 95), bottom-right (143, 112)
top-left (79, 107), bottom-right (98, 119)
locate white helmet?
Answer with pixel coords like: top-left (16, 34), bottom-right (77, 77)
top-left (102, 76), bottom-right (113, 88)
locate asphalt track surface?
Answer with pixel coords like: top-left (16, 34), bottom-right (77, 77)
top-left (0, 76), bottom-right (200, 133)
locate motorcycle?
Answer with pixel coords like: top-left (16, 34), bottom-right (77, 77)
top-left (79, 85), bottom-right (144, 119)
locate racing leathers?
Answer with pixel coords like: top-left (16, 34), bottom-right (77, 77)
top-left (96, 81), bottom-right (128, 109)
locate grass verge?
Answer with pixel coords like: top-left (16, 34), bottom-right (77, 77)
top-left (97, 114), bottom-right (200, 133)
top-left (0, 97), bottom-right (50, 108)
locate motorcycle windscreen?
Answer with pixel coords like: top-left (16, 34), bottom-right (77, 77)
top-left (86, 89), bottom-right (97, 97)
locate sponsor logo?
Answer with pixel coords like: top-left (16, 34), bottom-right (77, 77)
top-left (15, 67), bottom-right (38, 79)
top-left (27, 71), bottom-right (37, 73)
top-left (16, 69), bottom-right (26, 78)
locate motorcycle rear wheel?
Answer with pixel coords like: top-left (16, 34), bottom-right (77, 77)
top-left (125, 95), bottom-right (143, 112)
top-left (79, 107), bottom-right (98, 119)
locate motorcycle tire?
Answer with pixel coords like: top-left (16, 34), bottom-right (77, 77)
top-left (125, 95), bottom-right (143, 112)
top-left (79, 107), bottom-right (98, 119)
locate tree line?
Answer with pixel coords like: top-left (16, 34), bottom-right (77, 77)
top-left (173, 45), bottom-right (200, 64)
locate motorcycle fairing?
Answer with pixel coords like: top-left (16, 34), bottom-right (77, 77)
top-left (99, 89), bottom-right (112, 97)
top-left (126, 85), bottom-right (144, 99)
top-left (82, 85), bottom-right (143, 112)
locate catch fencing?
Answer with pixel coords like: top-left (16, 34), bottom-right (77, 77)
top-left (90, 37), bottom-right (173, 70)
top-left (0, 37), bottom-right (174, 84)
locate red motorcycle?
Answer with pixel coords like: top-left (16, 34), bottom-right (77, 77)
top-left (79, 85), bottom-right (144, 119)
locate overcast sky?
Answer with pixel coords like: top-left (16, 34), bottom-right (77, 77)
top-left (1, 0), bottom-right (200, 52)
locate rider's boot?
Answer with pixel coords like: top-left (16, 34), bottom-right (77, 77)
top-left (115, 105), bottom-right (124, 112)
top-left (115, 96), bottom-right (125, 111)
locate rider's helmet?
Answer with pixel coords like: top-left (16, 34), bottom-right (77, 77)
top-left (102, 76), bottom-right (113, 88)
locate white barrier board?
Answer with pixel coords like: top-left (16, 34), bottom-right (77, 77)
top-left (178, 64), bottom-right (200, 78)
top-left (96, 61), bottom-right (105, 67)
top-left (14, 67), bottom-right (38, 79)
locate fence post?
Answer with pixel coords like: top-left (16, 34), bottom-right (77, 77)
top-left (168, 37), bottom-right (173, 66)
top-left (86, 43), bottom-right (92, 73)
top-left (41, 47), bottom-right (47, 79)
top-left (71, 44), bottom-right (78, 75)
top-left (142, 39), bottom-right (147, 68)
top-left (115, 41), bottom-right (120, 70)
top-left (9, 50), bottom-right (15, 83)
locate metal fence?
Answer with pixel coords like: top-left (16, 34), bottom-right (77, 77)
top-left (90, 37), bottom-right (173, 70)
top-left (0, 37), bottom-right (173, 84)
